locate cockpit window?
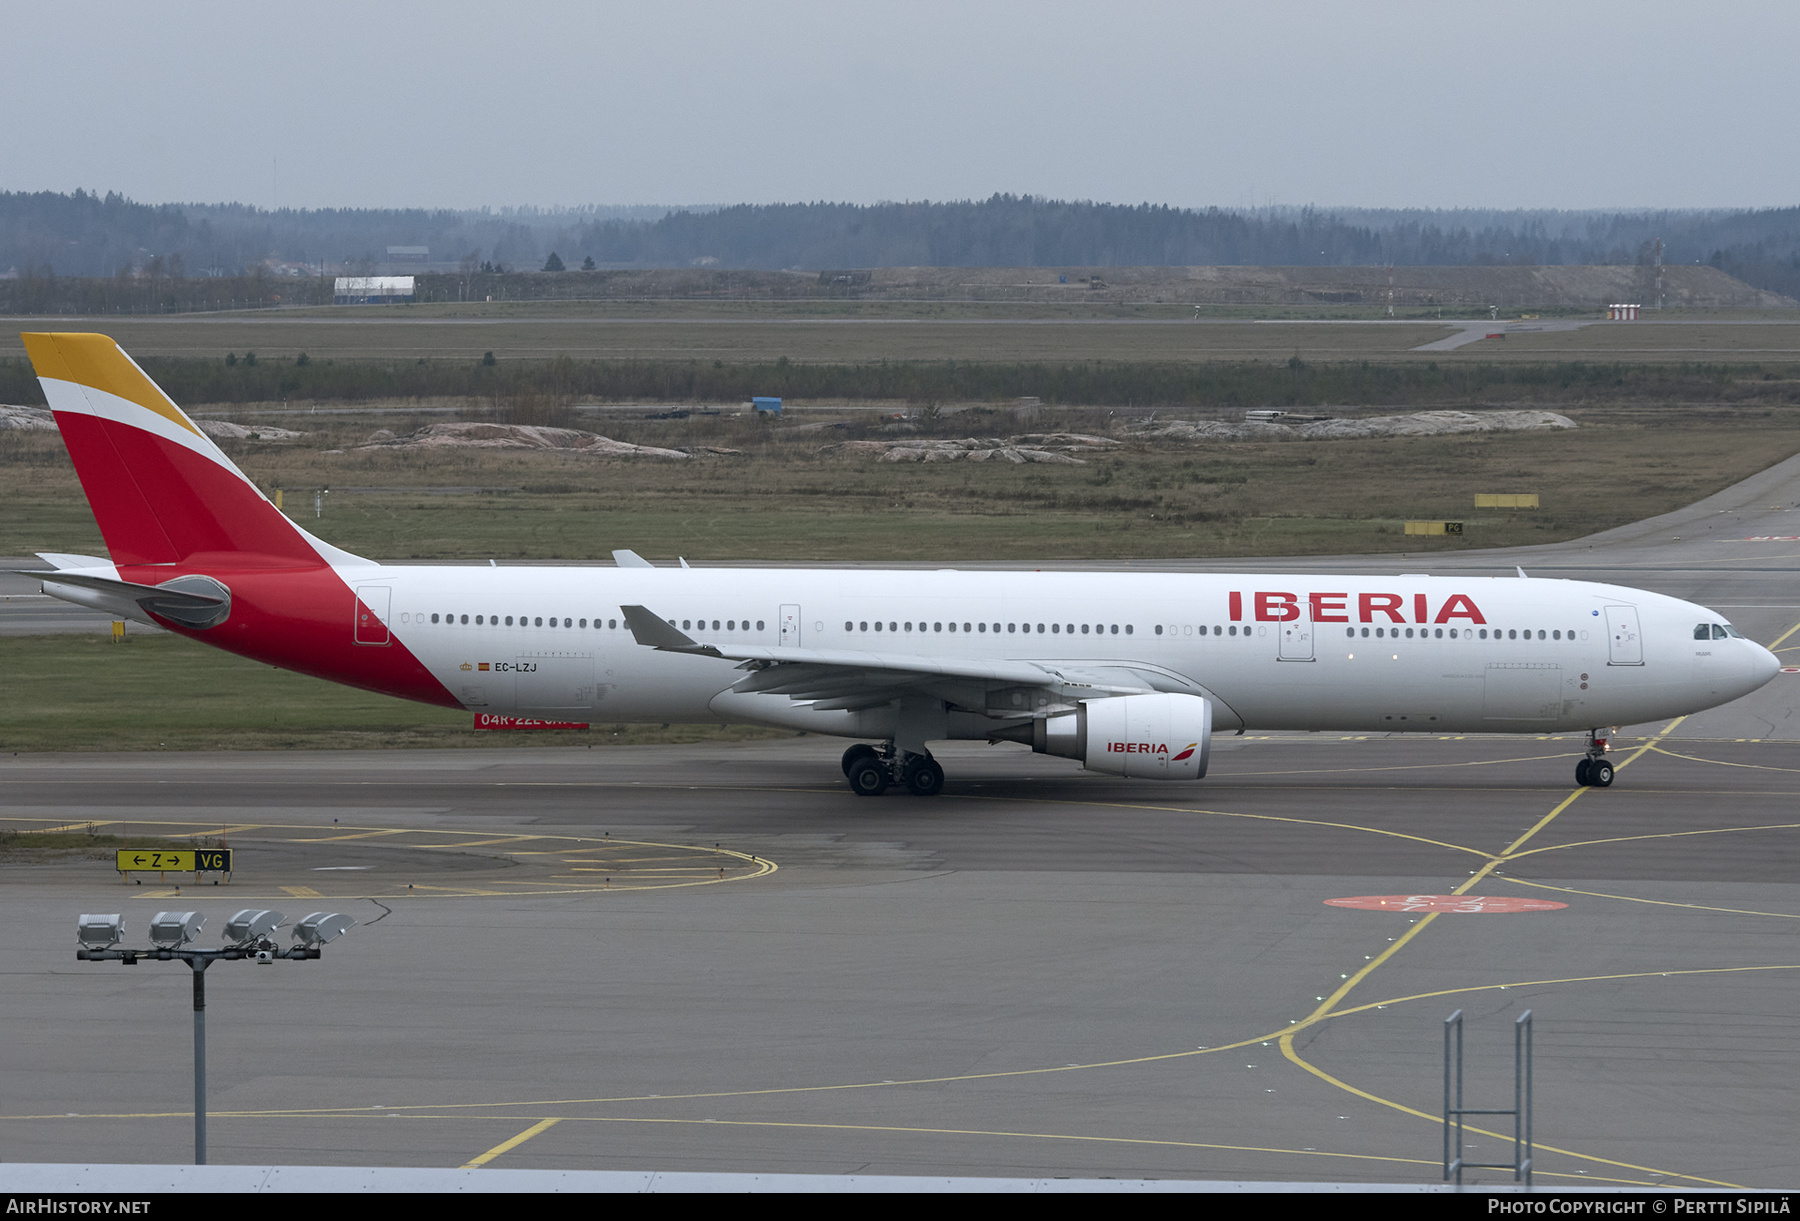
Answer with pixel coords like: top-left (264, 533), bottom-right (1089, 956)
top-left (1695, 623), bottom-right (1710, 640)
top-left (1699, 622), bottom-right (1744, 640)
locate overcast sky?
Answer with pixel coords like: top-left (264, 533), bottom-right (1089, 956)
top-left (6, 1), bottom-right (1794, 213)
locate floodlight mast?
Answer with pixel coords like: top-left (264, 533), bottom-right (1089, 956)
top-left (75, 909), bottom-right (354, 1165)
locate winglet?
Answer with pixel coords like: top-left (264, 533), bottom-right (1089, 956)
top-left (619, 605), bottom-right (720, 655)
top-left (612, 550), bottom-right (655, 568)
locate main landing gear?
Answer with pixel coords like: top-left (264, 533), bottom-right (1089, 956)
top-left (1574, 729), bottom-right (1615, 788)
top-left (841, 743), bottom-right (944, 797)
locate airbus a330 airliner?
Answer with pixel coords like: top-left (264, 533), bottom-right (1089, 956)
top-left (17, 332), bottom-right (1780, 796)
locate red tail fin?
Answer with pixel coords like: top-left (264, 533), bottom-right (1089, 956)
top-left (23, 333), bottom-right (324, 567)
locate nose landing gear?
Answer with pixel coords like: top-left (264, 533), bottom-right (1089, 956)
top-left (1575, 730), bottom-right (1615, 787)
top-left (842, 743), bottom-right (942, 797)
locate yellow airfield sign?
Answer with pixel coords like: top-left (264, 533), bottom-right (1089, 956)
top-left (115, 849), bottom-right (233, 873)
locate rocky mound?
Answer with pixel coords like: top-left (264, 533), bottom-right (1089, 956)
top-left (361, 422), bottom-right (691, 458)
top-left (0, 405), bottom-right (56, 431)
top-left (198, 420), bottom-right (307, 441)
top-left (823, 434), bottom-right (1111, 464)
top-left (1133, 409), bottom-right (1575, 442)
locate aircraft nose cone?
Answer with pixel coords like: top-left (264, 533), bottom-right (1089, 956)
top-left (1752, 643), bottom-right (1781, 687)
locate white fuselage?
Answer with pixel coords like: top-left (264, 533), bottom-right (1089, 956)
top-left (346, 566), bottom-right (1778, 738)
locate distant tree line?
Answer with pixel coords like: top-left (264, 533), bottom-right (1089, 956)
top-left (0, 264), bottom-right (331, 314)
top-left (3, 353), bottom-right (1793, 411)
top-left (5, 190), bottom-right (1800, 299)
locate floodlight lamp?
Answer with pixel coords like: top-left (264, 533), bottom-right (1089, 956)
top-left (224, 909), bottom-right (283, 946)
top-left (148, 911), bottom-right (204, 949)
top-left (77, 914), bottom-right (124, 950)
top-left (292, 912), bottom-right (355, 947)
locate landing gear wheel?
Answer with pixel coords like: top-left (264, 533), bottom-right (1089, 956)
top-left (902, 756), bottom-right (945, 797)
top-left (1575, 758), bottom-right (1592, 786)
top-left (847, 757), bottom-right (890, 797)
top-left (1588, 759), bottom-right (1615, 788)
top-left (842, 743), bottom-right (879, 778)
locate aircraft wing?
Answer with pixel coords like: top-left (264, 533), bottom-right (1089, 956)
top-left (620, 604), bottom-right (1167, 714)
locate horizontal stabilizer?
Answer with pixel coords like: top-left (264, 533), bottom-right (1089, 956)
top-left (35, 552), bottom-right (112, 570)
top-left (14, 569), bottom-right (232, 629)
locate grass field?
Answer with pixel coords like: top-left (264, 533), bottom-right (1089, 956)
top-left (7, 308), bottom-right (1800, 367)
top-left (0, 313), bottom-right (1453, 364)
top-left (0, 827), bottom-right (193, 862)
top-left (6, 402), bottom-right (1800, 563)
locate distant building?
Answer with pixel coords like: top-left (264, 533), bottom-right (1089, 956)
top-left (334, 276), bottom-right (415, 304)
top-left (386, 246), bottom-right (430, 264)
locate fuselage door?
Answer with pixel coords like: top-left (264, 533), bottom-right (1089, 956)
top-left (354, 585), bottom-right (391, 646)
top-left (516, 652), bottom-right (596, 711)
top-left (1278, 606), bottom-right (1314, 661)
top-left (1604, 605), bottom-right (1643, 665)
top-left (780, 604), bottom-right (801, 648)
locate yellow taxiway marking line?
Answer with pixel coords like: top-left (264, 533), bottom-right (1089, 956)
top-left (1445, 716), bottom-right (1683, 894)
top-left (1281, 777), bottom-right (1591, 1031)
top-left (1274, 716), bottom-right (1747, 1187)
top-left (0, 819), bottom-right (258, 839)
top-left (563, 867), bottom-right (731, 873)
top-left (35, 817), bottom-right (780, 888)
top-left (461, 1117), bottom-right (561, 1168)
top-left (1765, 620), bottom-right (1800, 651)
top-left (451, 1116), bottom-right (1639, 1184)
top-left (1298, 717), bottom-right (1681, 1025)
top-left (1320, 964), bottom-right (1800, 1025)
top-left (1504, 879), bottom-right (1800, 920)
top-left (1059, 804), bottom-right (1498, 861)
top-left (280, 886), bottom-right (322, 898)
top-left (283, 829), bottom-right (407, 843)
top-left (18, 730), bottom-right (1751, 1181)
top-left (509, 851), bottom-right (703, 860)
top-left (1274, 1036), bottom-right (1740, 1189)
top-left (11, 1106), bottom-right (1651, 1187)
top-left (1218, 750), bottom-right (1582, 779)
top-left (22, 956), bottom-right (1799, 1132)
top-left (1647, 746), bottom-right (1800, 773)
top-left (399, 884), bottom-right (513, 896)
top-left (407, 836), bottom-right (539, 849)
top-left (1505, 821), bottom-right (1800, 862)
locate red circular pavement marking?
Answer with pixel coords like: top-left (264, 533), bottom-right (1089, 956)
top-left (1781, 667), bottom-right (1800, 674)
top-left (1325, 894), bottom-right (1568, 913)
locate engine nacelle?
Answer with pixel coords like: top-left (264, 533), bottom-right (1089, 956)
top-left (1031, 693), bottom-right (1212, 780)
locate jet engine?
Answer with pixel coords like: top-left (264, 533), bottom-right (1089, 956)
top-left (1023, 692), bottom-right (1213, 780)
